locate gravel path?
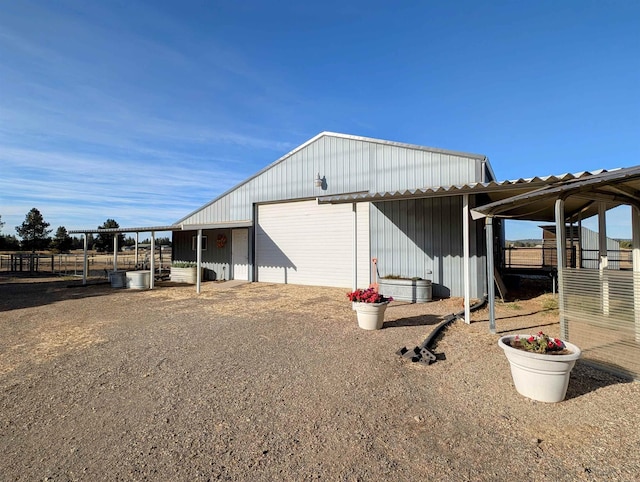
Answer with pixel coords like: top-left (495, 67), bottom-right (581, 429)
top-left (1, 276), bottom-right (638, 481)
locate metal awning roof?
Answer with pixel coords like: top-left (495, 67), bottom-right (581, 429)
top-left (69, 225), bottom-right (180, 235)
top-left (179, 221), bottom-right (253, 231)
top-left (69, 220), bottom-right (253, 235)
top-left (471, 165), bottom-right (640, 222)
top-left (317, 169), bottom-right (613, 207)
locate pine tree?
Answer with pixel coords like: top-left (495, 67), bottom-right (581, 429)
top-left (16, 208), bottom-right (52, 252)
top-left (51, 226), bottom-right (73, 253)
top-left (94, 219), bottom-right (125, 253)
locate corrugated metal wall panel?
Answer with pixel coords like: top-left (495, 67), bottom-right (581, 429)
top-left (370, 196), bottom-right (482, 298)
top-left (179, 134), bottom-right (482, 225)
top-left (580, 227), bottom-right (621, 269)
top-left (172, 229), bottom-right (231, 281)
top-left (581, 226), bottom-right (599, 269)
top-left (562, 268), bottom-right (640, 380)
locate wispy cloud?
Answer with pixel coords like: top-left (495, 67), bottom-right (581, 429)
top-left (0, 2), bottom-right (302, 234)
top-left (1, 145), bottom-right (248, 229)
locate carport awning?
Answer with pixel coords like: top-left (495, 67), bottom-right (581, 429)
top-left (179, 220), bottom-right (253, 231)
top-left (69, 225), bottom-right (179, 235)
top-left (316, 170), bottom-right (612, 207)
top-left (471, 165), bottom-right (640, 222)
top-left (69, 220), bottom-right (253, 235)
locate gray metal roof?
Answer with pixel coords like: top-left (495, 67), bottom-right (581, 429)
top-left (317, 169), bottom-right (614, 208)
top-left (471, 165), bottom-right (640, 222)
top-left (68, 220), bottom-right (253, 235)
top-left (69, 225), bottom-right (180, 235)
top-left (179, 221), bottom-right (253, 231)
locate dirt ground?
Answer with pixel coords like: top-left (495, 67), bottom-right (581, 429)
top-left (0, 275), bottom-right (638, 481)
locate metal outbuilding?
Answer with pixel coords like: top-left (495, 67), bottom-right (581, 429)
top-left (173, 132), bottom-right (498, 320)
top-left (171, 132), bottom-right (624, 324)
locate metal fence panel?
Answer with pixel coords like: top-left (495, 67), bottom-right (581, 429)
top-left (0, 253), bottom-right (172, 277)
top-left (503, 247), bottom-right (631, 270)
top-left (562, 268), bottom-right (640, 380)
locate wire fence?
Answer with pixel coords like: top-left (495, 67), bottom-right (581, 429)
top-left (0, 252), bottom-right (172, 277)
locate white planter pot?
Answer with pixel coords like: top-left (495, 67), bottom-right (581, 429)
top-left (354, 302), bottom-right (388, 330)
top-left (498, 335), bottom-right (582, 403)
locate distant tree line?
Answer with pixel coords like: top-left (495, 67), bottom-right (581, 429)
top-left (0, 209), bottom-right (171, 253)
top-left (507, 240), bottom-right (540, 247)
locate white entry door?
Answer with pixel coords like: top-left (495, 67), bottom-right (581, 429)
top-left (231, 229), bottom-right (249, 280)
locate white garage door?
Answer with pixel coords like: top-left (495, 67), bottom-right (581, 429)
top-left (256, 200), bottom-right (370, 288)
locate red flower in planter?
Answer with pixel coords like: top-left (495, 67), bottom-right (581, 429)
top-left (511, 332), bottom-right (567, 354)
top-left (347, 288), bottom-right (393, 304)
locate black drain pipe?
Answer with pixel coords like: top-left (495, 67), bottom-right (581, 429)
top-left (397, 295), bottom-right (488, 365)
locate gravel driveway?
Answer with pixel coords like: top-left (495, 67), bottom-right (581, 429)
top-left (1, 276), bottom-right (638, 481)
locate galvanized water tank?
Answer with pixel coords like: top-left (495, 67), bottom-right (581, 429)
top-left (378, 278), bottom-right (433, 303)
top-left (109, 270), bottom-right (126, 288)
top-left (126, 270), bottom-right (151, 290)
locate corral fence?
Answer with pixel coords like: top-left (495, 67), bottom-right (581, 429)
top-left (0, 252), bottom-right (172, 277)
top-left (563, 268), bottom-right (640, 380)
top-left (503, 247), bottom-right (639, 379)
top-left (502, 246), bottom-right (632, 270)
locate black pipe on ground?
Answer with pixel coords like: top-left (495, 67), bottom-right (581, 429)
top-left (397, 295), bottom-right (488, 365)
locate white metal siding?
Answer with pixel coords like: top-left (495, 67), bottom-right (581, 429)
top-left (256, 200), bottom-right (370, 288)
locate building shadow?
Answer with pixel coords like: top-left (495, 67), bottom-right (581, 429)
top-left (383, 313), bottom-right (443, 328)
top-left (565, 361), bottom-right (634, 400)
top-left (0, 275), bottom-right (116, 312)
top-left (254, 229), bottom-right (297, 283)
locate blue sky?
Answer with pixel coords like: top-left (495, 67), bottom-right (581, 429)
top-left (1, 0), bottom-right (638, 240)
